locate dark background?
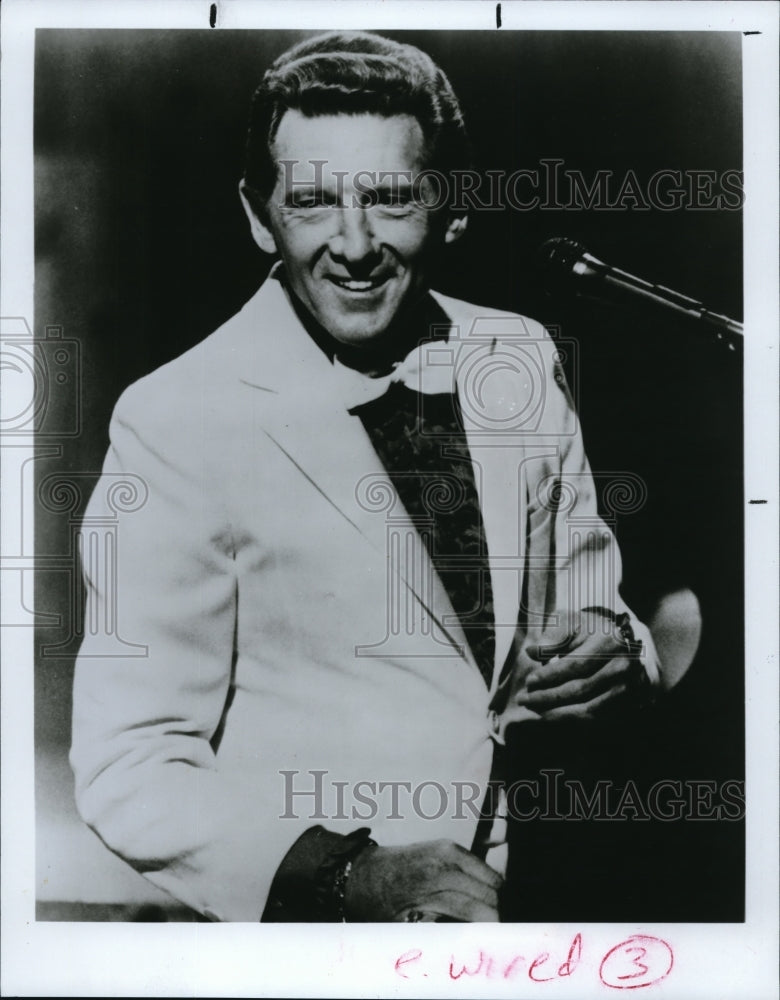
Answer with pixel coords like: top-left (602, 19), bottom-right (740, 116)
top-left (35, 29), bottom-right (743, 920)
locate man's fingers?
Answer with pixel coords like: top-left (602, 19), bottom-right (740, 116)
top-left (537, 682), bottom-right (629, 723)
top-left (448, 842), bottom-right (504, 890)
top-left (433, 869), bottom-right (500, 909)
top-left (520, 657), bottom-right (632, 710)
top-left (408, 889), bottom-right (499, 923)
top-left (408, 868), bottom-right (498, 909)
top-left (525, 632), bottom-right (628, 690)
top-left (526, 622), bottom-right (586, 662)
top-left (526, 632), bottom-right (582, 663)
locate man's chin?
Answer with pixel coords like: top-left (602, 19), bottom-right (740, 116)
top-left (328, 325), bottom-right (395, 348)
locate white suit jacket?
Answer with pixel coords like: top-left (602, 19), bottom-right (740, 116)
top-left (70, 273), bottom-right (658, 921)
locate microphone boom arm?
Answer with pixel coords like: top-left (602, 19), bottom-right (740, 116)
top-left (541, 238), bottom-right (743, 353)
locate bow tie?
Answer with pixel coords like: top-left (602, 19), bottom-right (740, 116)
top-left (333, 340), bottom-right (456, 410)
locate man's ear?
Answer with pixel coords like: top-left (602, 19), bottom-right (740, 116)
top-left (238, 181), bottom-right (278, 255)
top-left (444, 212), bottom-right (468, 245)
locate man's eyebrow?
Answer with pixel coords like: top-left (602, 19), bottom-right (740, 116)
top-left (372, 177), bottom-right (414, 190)
top-left (279, 176), bottom-right (417, 207)
top-left (375, 172), bottom-right (414, 186)
top-left (282, 184), bottom-right (333, 204)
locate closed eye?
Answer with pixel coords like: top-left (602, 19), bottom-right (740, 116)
top-left (285, 189), bottom-right (338, 210)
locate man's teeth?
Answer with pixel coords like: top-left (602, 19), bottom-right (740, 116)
top-left (335, 278), bottom-right (382, 290)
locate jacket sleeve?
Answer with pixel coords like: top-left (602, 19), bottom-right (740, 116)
top-left (70, 379), bottom-right (304, 920)
top-left (523, 325), bottom-right (661, 686)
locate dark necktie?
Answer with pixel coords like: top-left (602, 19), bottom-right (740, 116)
top-left (351, 381), bottom-right (495, 687)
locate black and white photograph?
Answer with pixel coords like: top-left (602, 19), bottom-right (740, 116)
top-left (1, 1), bottom-right (777, 996)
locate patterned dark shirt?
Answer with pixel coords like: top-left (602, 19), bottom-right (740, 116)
top-left (351, 381), bottom-right (495, 687)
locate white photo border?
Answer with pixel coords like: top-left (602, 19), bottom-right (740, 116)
top-left (2, 1), bottom-right (778, 996)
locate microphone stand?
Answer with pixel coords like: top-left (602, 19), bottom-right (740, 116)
top-left (538, 238), bottom-right (743, 354)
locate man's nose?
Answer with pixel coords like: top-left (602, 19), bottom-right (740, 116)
top-left (329, 206), bottom-right (380, 265)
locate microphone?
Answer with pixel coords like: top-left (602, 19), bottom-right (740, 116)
top-left (537, 237), bottom-right (743, 351)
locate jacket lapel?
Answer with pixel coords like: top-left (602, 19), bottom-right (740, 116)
top-left (234, 274), bottom-right (477, 668)
top-left (437, 295), bottom-right (540, 690)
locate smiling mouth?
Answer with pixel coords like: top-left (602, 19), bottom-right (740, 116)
top-left (329, 276), bottom-right (390, 293)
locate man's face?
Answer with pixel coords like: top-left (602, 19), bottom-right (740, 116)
top-left (250, 110), bottom-right (459, 348)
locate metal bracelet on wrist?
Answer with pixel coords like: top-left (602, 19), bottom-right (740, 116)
top-left (314, 827), bottom-right (377, 922)
top-left (613, 611), bottom-right (645, 658)
top-left (581, 606), bottom-right (644, 657)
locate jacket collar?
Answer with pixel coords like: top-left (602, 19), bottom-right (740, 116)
top-left (237, 265), bottom-right (457, 403)
top-left (234, 269), bottom-right (486, 675)
top-left (233, 269), bottom-right (526, 689)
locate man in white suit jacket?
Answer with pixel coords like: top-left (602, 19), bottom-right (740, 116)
top-left (71, 31), bottom-right (660, 923)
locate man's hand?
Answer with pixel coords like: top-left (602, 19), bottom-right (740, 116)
top-left (344, 839), bottom-right (502, 922)
top-left (513, 610), bottom-right (654, 723)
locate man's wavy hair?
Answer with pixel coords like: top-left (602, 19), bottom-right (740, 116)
top-left (242, 31), bottom-right (471, 215)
